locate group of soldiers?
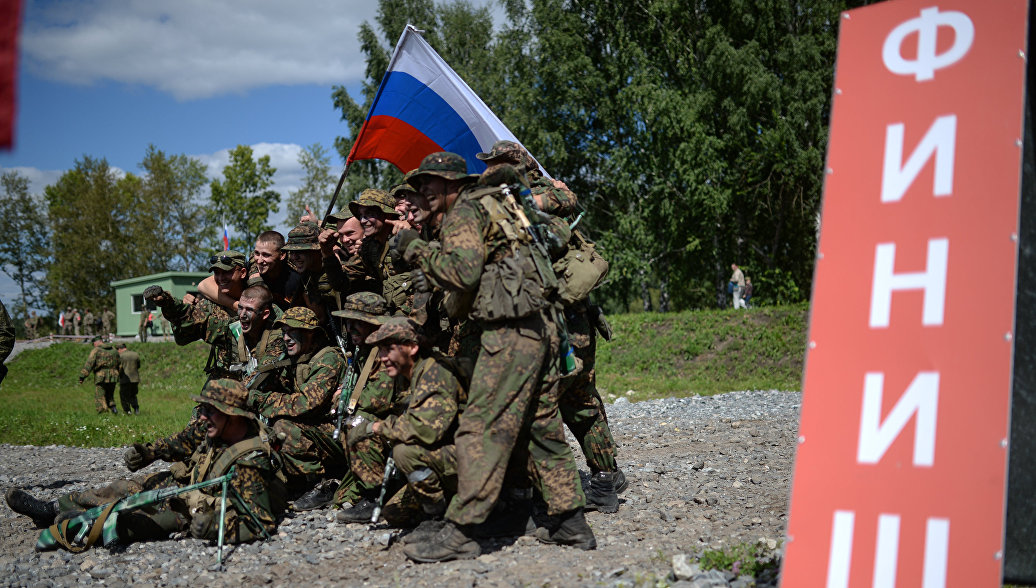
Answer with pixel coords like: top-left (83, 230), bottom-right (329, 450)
top-left (5, 142), bottom-right (624, 563)
top-left (55, 307), bottom-right (116, 339)
top-left (78, 337), bottom-right (142, 415)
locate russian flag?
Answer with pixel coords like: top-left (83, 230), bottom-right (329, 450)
top-left (222, 221), bottom-right (230, 251)
top-left (347, 24), bottom-right (544, 176)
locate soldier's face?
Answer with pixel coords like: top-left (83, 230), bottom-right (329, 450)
top-left (213, 267), bottom-right (246, 293)
top-left (198, 404), bottom-right (228, 439)
top-left (253, 241), bottom-right (285, 276)
top-left (288, 250), bottom-right (320, 274)
top-left (419, 177), bottom-right (448, 214)
top-left (357, 206), bottom-right (385, 238)
top-left (238, 298), bottom-right (270, 334)
top-left (283, 327), bottom-right (314, 356)
top-left (379, 343), bottom-right (417, 379)
top-left (405, 193), bottom-right (432, 226)
top-left (336, 217), bottom-right (363, 256)
top-left (346, 319), bottom-right (376, 346)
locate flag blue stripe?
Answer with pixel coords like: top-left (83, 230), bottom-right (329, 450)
top-left (370, 71), bottom-right (487, 172)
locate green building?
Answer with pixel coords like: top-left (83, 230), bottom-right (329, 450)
top-left (110, 271), bottom-right (209, 337)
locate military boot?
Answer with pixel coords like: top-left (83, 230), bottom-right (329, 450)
top-left (336, 497), bottom-right (377, 523)
top-left (5, 488), bottom-right (58, 526)
top-left (585, 471), bottom-right (620, 513)
top-left (403, 521), bottom-right (480, 563)
top-left (614, 469), bottom-right (629, 494)
top-left (294, 480), bottom-right (337, 511)
top-left (535, 507), bottom-right (597, 550)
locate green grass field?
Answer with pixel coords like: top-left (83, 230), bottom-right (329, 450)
top-left (0, 304), bottom-right (810, 447)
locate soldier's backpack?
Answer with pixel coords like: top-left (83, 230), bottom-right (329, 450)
top-left (553, 230), bottom-right (610, 305)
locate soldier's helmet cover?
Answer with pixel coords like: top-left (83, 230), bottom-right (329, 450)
top-left (331, 291), bottom-right (389, 325)
top-left (191, 378), bottom-right (253, 418)
top-left (275, 306), bottom-right (322, 330)
top-left (209, 250), bottom-right (248, 271)
top-left (281, 222), bottom-right (321, 251)
top-left (365, 316), bottom-right (421, 346)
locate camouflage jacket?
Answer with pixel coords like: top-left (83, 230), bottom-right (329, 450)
top-left (80, 344), bottom-right (120, 383)
top-left (250, 344), bottom-right (346, 426)
top-left (183, 423), bottom-right (287, 543)
top-left (165, 297), bottom-right (243, 379)
top-left (351, 344), bottom-right (406, 422)
top-left (239, 324), bottom-right (286, 384)
top-left (377, 352), bottom-right (466, 447)
top-left (0, 300), bottom-right (13, 364)
top-left (528, 171), bottom-right (579, 218)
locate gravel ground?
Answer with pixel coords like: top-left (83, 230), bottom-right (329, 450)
top-left (0, 389), bottom-right (801, 587)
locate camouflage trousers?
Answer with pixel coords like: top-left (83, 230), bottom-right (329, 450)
top-left (59, 473), bottom-right (186, 543)
top-left (392, 442), bottom-right (457, 509)
top-left (560, 306), bottom-right (618, 474)
top-left (93, 382), bottom-right (116, 413)
top-left (269, 419), bottom-right (341, 485)
top-left (58, 471), bottom-right (175, 512)
top-left (333, 431), bottom-right (389, 505)
top-left (445, 313), bottom-right (585, 526)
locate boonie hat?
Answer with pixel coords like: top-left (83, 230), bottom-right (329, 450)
top-left (275, 306), bottom-right (323, 330)
top-left (281, 222), bottom-right (321, 251)
top-left (331, 291), bottom-right (389, 325)
top-left (406, 152), bottom-right (473, 187)
top-left (190, 378), bottom-right (253, 418)
top-left (209, 250), bottom-right (248, 271)
top-left (348, 188), bottom-right (399, 220)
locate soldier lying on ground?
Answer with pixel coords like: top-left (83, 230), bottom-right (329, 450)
top-left (5, 379), bottom-right (287, 546)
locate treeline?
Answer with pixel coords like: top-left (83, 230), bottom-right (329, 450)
top-left (333, 0), bottom-right (869, 311)
top-left (0, 143), bottom-right (335, 318)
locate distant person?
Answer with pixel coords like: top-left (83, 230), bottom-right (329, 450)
top-left (744, 277), bottom-right (753, 308)
top-left (101, 307), bottom-right (115, 340)
top-left (116, 343), bottom-right (141, 415)
top-left (24, 311), bottom-right (38, 340)
top-left (160, 313), bottom-right (171, 339)
top-left (730, 264), bottom-right (747, 310)
top-left (78, 336), bottom-right (120, 414)
top-left (73, 308), bottom-right (82, 337)
top-left (138, 306), bottom-right (150, 343)
top-left (83, 309), bottom-right (95, 337)
top-left (0, 300), bottom-right (14, 385)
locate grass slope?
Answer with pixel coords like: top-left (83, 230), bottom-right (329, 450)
top-left (0, 305), bottom-right (809, 447)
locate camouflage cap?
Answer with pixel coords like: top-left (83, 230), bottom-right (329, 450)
top-left (275, 306), bottom-right (323, 330)
top-left (209, 250), bottom-right (248, 271)
top-left (476, 140), bottom-right (525, 163)
top-left (348, 188), bottom-right (399, 219)
top-left (281, 222), bottom-right (321, 251)
top-left (190, 378), bottom-right (253, 419)
top-left (115, 343), bottom-right (127, 350)
top-left (327, 207), bottom-right (352, 222)
top-left (406, 152), bottom-right (473, 186)
top-left (331, 291), bottom-right (389, 325)
top-left (365, 316), bottom-right (420, 346)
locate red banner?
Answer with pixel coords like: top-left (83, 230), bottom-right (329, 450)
top-left (782, 1), bottom-right (1028, 586)
top-left (0, 0), bottom-right (20, 149)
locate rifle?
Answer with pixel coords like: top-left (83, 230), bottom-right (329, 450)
top-left (370, 456), bottom-right (397, 524)
top-left (37, 467), bottom-right (269, 568)
top-left (332, 345), bottom-right (357, 441)
top-left (499, 184), bottom-right (577, 374)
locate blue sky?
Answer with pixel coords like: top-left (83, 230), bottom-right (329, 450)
top-left (0, 0), bottom-right (501, 306)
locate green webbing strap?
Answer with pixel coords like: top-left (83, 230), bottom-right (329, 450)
top-left (46, 501), bottom-right (118, 553)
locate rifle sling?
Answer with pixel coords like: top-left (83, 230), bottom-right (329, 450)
top-left (346, 347), bottom-right (380, 414)
top-left (48, 501), bottom-right (118, 553)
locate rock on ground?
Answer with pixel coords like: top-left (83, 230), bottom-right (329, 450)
top-left (0, 390), bottom-right (800, 587)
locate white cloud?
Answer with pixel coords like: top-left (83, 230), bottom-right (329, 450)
top-left (21, 0), bottom-right (506, 100)
top-left (0, 166), bottom-right (63, 197)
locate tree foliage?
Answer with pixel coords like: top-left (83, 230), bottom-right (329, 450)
top-left (285, 143), bottom-right (335, 223)
top-left (0, 171), bottom-right (50, 315)
top-left (138, 145), bottom-right (213, 271)
top-left (208, 145), bottom-right (280, 251)
top-left (334, 0), bottom-right (867, 311)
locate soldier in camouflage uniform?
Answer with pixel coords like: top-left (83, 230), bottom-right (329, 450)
top-left (320, 210), bottom-right (377, 298)
top-left (144, 251), bottom-right (249, 382)
top-left (83, 309), bottom-right (95, 337)
top-left (79, 336), bottom-right (120, 414)
top-left (100, 307), bottom-right (115, 340)
top-left (247, 307), bottom-right (347, 496)
top-left (349, 318), bottom-right (469, 533)
top-left (322, 292), bottom-right (404, 514)
top-left (0, 300), bottom-right (13, 385)
top-left (281, 222), bottom-right (338, 326)
top-left (5, 379), bottom-right (287, 544)
top-left (398, 152), bottom-right (594, 562)
top-left (23, 311), bottom-right (39, 340)
top-left (477, 140), bottom-right (627, 512)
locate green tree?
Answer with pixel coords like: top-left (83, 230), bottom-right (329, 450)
top-left (208, 145), bottom-right (280, 251)
top-left (0, 170), bottom-right (50, 315)
top-left (43, 156), bottom-right (150, 312)
top-left (138, 145), bottom-right (214, 271)
top-left (286, 143), bottom-right (335, 222)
